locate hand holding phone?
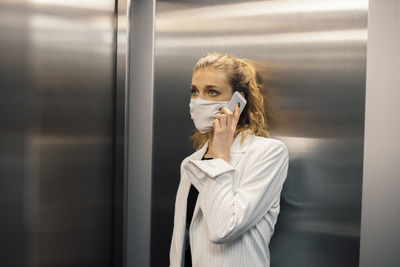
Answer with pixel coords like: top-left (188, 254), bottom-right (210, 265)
top-left (211, 91), bottom-right (247, 162)
top-left (225, 91), bottom-right (247, 116)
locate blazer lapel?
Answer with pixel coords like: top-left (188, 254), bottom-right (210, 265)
top-left (189, 130), bottom-right (254, 226)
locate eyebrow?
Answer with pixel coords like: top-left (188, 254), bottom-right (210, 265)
top-left (190, 84), bottom-right (222, 89)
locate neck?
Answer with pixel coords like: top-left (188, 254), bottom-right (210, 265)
top-left (207, 131), bottom-right (214, 151)
top-left (207, 130), bottom-right (240, 149)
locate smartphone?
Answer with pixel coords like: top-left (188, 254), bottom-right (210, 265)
top-left (225, 91), bottom-right (247, 115)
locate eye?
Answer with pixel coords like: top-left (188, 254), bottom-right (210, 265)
top-left (208, 90), bottom-right (219, 96)
top-left (190, 88), bottom-right (198, 95)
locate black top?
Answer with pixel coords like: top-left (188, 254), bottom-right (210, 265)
top-left (185, 154), bottom-right (213, 266)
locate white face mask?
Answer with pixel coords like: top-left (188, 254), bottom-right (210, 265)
top-left (189, 97), bottom-right (229, 133)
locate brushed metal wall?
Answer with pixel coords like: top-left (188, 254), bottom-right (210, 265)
top-left (360, 1), bottom-right (400, 266)
top-left (0, 0), bottom-right (127, 266)
top-left (151, 0), bottom-right (367, 266)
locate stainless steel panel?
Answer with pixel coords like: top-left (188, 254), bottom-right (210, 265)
top-left (0, 0), bottom-right (127, 266)
top-left (115, 1), bottom-right (129, 267)
top-left (125, 0), bottom-right (155, 267)
top-left (360, 1), bottom-right (400, 266)
top-left (152, 0), bottom-right (367, 266)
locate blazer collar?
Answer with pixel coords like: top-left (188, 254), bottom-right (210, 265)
top-left (185, 130), bottom-right (255, 235)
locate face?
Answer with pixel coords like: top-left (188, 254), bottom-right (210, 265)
top-left (190, 68), bottom-right (233, 101)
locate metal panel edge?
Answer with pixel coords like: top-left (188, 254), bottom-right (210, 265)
top-left (126, 0), bottom-right (155, 266)
top-left (360, 1), bottom-right (400, 266)
top-left (115, 0), bottom-right (130, 266)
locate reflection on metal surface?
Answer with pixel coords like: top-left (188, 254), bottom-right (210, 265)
top-left (28, 0), bottom-right (114, 11)
top-left (0, 0), bottom-right (127, 266)
top-left (156, 0), bottom-right (367, 33)
top-left (157, 30), bottom-right (367, 48)
top-left (152, 0), bottom-right (367, 266)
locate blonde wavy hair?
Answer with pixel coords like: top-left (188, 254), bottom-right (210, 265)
top-left (189, 52), bottom-right (276, 150)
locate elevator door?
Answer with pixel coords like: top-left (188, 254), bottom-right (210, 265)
top-left (0, 0), bottom-right (123, 266)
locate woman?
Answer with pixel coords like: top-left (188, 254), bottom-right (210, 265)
top-left (169, 53), bottom-right (289, 267)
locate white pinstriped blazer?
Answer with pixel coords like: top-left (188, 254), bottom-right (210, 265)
top-left (169, 131), bottom-right (289, 267)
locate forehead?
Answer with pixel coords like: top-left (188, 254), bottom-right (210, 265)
top-left (191, 68), bottom-right (229, 86)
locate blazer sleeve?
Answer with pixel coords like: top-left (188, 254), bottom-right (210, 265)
top-left (182, 141), bottom-right (289, 244)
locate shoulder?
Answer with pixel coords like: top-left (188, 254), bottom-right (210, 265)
top-left (248, 136), bottom-right (289, 158)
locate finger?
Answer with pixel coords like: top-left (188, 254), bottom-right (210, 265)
top-left (234, 103), bottom-right (240, 121)
top-left (216, 113), bottom-right (227, 121)
top-left (219, 114), bottom-right (227, 128)
top-left (215, 114), bottom-right (223, 124)
top-left (217, 114), bottom-right (227, 128)
top-left (222, 106), bottom-right (234, 124)
top-left (226, 104), bottom-right (240, 131)
top-left (220, 106), bottom-right (233, 116)
top-left (227, 104), bottom-right (237, 126)
top-left (212, 119), bottom-right (220, 131)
